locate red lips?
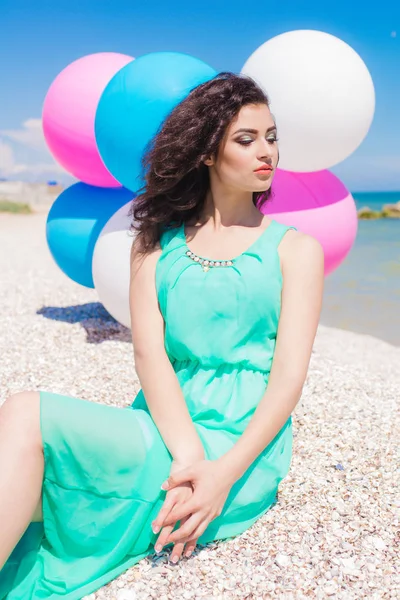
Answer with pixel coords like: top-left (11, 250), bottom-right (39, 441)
top-left (254, 165), bottom-right (273, 172)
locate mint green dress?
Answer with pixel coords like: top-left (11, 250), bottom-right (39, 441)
top-left (0, 219), bottom-right (297, 599)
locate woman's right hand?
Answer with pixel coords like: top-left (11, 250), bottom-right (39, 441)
top-left (152, 460), bottom-right (201, 562)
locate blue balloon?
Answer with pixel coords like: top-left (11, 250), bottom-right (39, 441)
top-left (46, 183), bottom-right (134, 288)
top-left (95, 52), bottom-right (217, 192)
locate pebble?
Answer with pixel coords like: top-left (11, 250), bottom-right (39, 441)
top-left (275, 554), bottom-right (291, 568)
top-left (370, 536), bottom-right (387, 550)
top-left (116, 591), bottom-right (137, 600)
top-left (324, 584), bottom-right (338, 596)
top-left (2, 213), bottom-right (399, 599)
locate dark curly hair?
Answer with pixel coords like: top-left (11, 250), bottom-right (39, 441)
top-left (129, 71), bottom-right (276, 254)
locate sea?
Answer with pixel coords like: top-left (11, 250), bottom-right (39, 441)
top-left (321, 191), bottom-right (400, 347)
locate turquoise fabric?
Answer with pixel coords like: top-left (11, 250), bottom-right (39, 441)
top-left (0, 218), bottom-right (297, 599)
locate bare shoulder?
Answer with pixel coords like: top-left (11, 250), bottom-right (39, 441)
top-left (278, 229), bottom-right (324, 277)
top-left (130, 233), bottom-right (162, 279)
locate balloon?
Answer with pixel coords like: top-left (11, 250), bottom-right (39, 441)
top-left (260, 169), bottom-right (358, 275)
top-left (46, 184), bottom-right (134, 288)
top-left (43, 52), bottom-right (134, 187)
top-left (92, 202), bottom-right (134, 327)
top-left (241, 30), bottom-right (375, 172)
top-left (95, 52), bottom-right (217, 192)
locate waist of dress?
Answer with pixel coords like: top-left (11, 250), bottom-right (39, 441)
top-left (171, 357), bottom-right (270, 376)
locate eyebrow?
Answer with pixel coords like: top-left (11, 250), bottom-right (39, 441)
top-left (233, 126), bottom-right (277, 135)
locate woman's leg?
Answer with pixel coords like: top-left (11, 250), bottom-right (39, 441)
top-left (0, 391), bottom-right (44, 568)
top-left (31, 497), bottom-right (43, 522)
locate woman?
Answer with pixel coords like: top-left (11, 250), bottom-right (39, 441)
top-left (0, 72), bottom-right (324, 599)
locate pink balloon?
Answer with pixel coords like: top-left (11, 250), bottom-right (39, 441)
top-left (43, 52), bottom-right (134, 187)
top-left (260, 169), bottom-right (358, 276)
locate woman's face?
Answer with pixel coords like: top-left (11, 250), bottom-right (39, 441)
top-left (206, 103), bottom-right (279, 193)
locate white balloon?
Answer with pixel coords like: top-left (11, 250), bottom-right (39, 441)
top-left (92, 201), bottom-right (135, 329)
top-left (241, 30), bottom-right (375, 172)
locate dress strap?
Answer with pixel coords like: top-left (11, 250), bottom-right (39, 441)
top-left (266, 220), bottom-right (297, 249)
top-left (159, 224), bottom-right (181, 250)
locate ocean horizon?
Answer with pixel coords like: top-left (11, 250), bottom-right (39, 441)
top-left (321, 191), bottom-right (400, 347)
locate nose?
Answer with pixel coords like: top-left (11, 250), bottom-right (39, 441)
top-left (260, 138), bottom-right (275, 157)
top-left (258, 138), bottom-right (275, 160)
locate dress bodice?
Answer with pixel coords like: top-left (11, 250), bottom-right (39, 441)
top-left (155, 219), bottom-right (297, 375)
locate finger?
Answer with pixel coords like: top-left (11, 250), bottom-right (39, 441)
top-left (169, 516), bottom-right (191, 563)
top-left (152, 494), bottom-right (178, 533)
top-left (154, 523), bottom-right (174, 553)
top-left (170, 538), bottom-right (186, 563)
top-left (183, 537), bottom-right (198, 558)
top-left (174, 516), bottom-right (210, 550)
top-left (162, 499), bottom-right (198, 527)
top-left (161, 467), bottom-right (194, 490)
top-left (187, 519), bottom-right (209, 541)
top-left (167, 513), bottom-right (203, 544)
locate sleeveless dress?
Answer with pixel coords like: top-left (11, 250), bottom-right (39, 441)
top-left (0, 218), bottom-right (297, 599)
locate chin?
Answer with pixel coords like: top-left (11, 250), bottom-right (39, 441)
top-left (256, 183), bottom-right (272, 193)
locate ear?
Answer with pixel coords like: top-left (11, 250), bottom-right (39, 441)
top-left (203, 155), bottom-right (214, 167)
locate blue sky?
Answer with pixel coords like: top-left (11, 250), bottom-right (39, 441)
top-left (1, 0), bottom-right (399, 192)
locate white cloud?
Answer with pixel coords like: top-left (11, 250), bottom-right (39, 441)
top-left (0, 140), bottom-right (16, 174)
top-left (12, 162), bottom-right (67, 176)
top-left (1, 118), bottom-right (47, 151)
top-left (0, 118), bottom-right (74, 183)
top-left (0, 137), bottom-right (70, 182)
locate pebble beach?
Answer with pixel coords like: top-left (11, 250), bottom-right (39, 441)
top-left (0, 212), bottom-right (398, 599)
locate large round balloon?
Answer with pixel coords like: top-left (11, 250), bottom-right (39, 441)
top-left (92, 202), bottom-right (134, 328)
top-left (241, 30), bottom-right (375, 172)
top-left (47, 184), bottom-right (134, 288)
top-left (260, 169), bottom-right (358, 275)
top-left (95, 52), bottom-right (217, 192)
top-left (43, 52), bottom-right (134, 187)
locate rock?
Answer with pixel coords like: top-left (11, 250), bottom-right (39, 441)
top-left (382, 201), bottom-right (400, 213)
top-left (382, 202), bottom-right (400, 218)
top-left (324, 584), bottom-right (338, 596)
top-left (357, 201), bottom-right (400, 219)
top-left (370, 536), bottom-right (386, 550)
top-left (275, 554), bottom-right (291, 567)
top-left (116, 589), bottom-right (137, 600)
top-left (357, 206), bottom-right (382, 219)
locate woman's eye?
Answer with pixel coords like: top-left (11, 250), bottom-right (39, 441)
top-left (237, 137), bottom-right (279, 146)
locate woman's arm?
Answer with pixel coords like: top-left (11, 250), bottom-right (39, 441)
top-left (129, 237), bottom-right (205, 463)
top-left (218, 232), bottom-right (325, 483)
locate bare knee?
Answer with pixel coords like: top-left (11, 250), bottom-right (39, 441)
top-left (2, 390), bottom-right (40, 412)
top-left (1, 391), bottom-right (42, 450)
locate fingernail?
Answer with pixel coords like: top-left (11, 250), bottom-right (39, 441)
top-left (185, 550), bottom-right (192, 558)
top-left (155, 544), bottom-right (162, 553)
top-left (160, 482), bottom-right (169, 490)
top-left (152, 525), bottom-right (160, 534)
top-left (171, 555), bottom-right (179, 563)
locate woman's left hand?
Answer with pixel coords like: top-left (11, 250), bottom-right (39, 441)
top-left (155, 459), bottom-right (234, 544)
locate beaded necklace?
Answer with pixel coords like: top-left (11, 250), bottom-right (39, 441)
top-left (181, 220), bottom-right (275, 273)
top-left (184, 249), bottom-right (234, 272)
